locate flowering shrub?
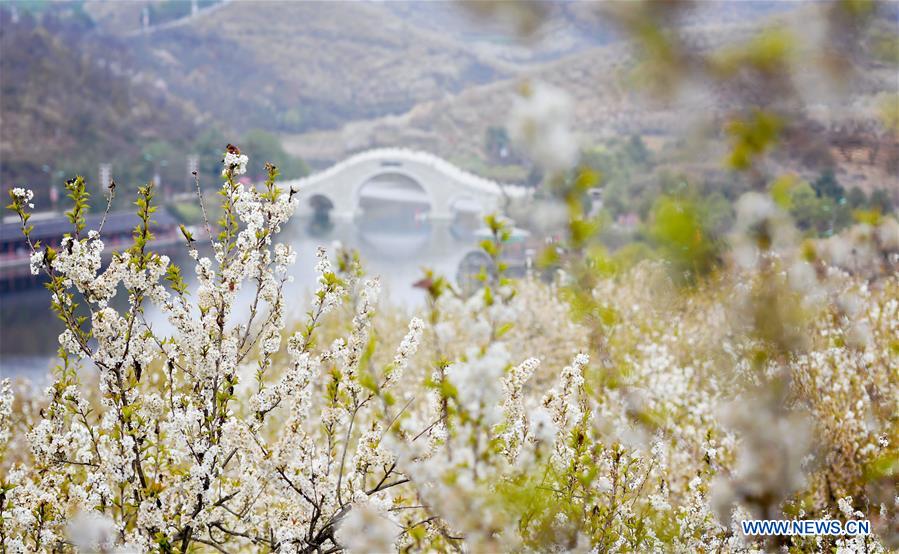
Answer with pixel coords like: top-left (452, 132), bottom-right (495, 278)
top-left (2, 148), bottom-right (898, 553)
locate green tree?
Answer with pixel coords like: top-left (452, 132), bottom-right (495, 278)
top-left (485, 126), bottom-right (511, 161)
top-left (242, 129), bottom-right (309, 180)
top-left (846, 186), bottom-right (868, 209)
top-left (280, 108), bottom-right (304, 132)
top-left (869, 188), bottom-right (894, 214)
top-left (648, 195), bottom-right (721, 283)
top-left (789, 181), bottom-right (849, 235)
top-left (191, 128), bottom-right (230, 178)
top-left (870, 189), bottom-right (893, 214)
top-left (624, 134), bottom-right (651, 166)
top-left (811, 169), bottom-right (844, 201)
top-left (703, 190), bottom-right (735, 235)
top-left (148, 1), bottom-right (192, 25)
top-left (832, 202), bottom-right (853, 232)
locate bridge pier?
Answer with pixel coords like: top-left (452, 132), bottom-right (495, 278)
top-left (332, 210), bottom-right (359, 222)
top-left (426, 220), bottom-right (458, 253)
top-left (428, 210), bottom-right (453, 221)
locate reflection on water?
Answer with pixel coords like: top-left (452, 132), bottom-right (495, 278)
top-left (0, 215), bottom-right (478, 379)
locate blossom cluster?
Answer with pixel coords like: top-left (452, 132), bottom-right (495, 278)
top-left (2, 150), bottom-right (898, 553)
top-left (222, 149), bottom-right (249, 177)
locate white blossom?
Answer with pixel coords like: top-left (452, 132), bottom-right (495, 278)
top-left (222, 150), bottom-right (249, 176)
top-left (507, 81), bottom-right (579, 174)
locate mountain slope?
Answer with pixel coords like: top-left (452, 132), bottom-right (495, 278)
top-left (0, 8), bottom-right (203, 191)
top-left (125, 1), bottom-right (515, 133)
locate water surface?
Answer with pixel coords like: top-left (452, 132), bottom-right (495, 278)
top-left (0, 217), bottom-right (476, 379)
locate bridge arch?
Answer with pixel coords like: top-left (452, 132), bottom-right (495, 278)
top-left (355, 170), bottom-right (433, 243)
top-left (306, 194), bottom-right (335, 236)
top-left (355, 170), bottom-right (433, 219)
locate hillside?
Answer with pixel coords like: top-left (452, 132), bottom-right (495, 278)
top-left (277, 22), bottom-right (755, 166)
top-left (0, 7), bottom-right (204, 195)
top-left (106, 1), bottom-right (799, 135)
top-left (121, 1), bottom-right (518, 133)
top-left (5, 0), bottom-right (893, 198)
top-left (280, 10), bottom-right (898, 193)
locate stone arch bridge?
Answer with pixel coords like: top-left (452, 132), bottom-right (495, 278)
top-left (282, 149), bottom-right (526, 221)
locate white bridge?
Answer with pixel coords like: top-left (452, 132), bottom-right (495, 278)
top-left (283, 149), bottom-right (525, 221)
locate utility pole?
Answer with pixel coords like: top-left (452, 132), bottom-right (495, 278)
top-left (99, 163), bottom-right (112, 191)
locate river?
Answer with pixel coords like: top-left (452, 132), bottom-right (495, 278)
top-left (0, 215), bottom-right (478, 380)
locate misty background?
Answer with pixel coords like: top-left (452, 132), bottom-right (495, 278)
top-left (1, 0), bottom-right (897, 377)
